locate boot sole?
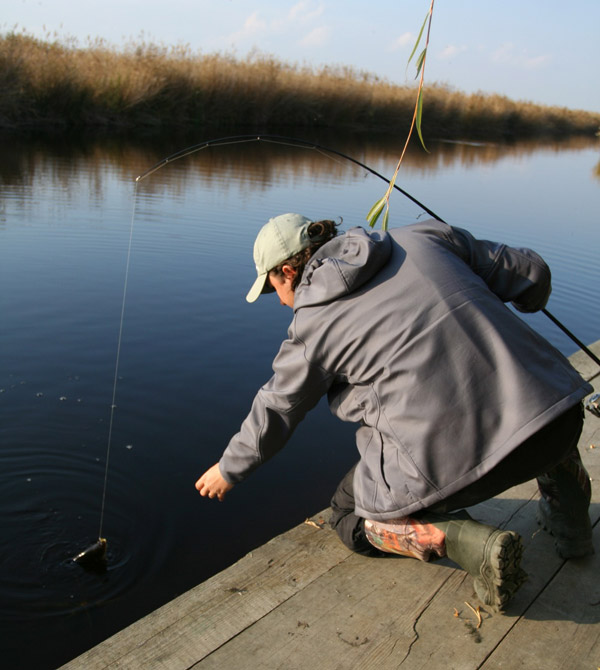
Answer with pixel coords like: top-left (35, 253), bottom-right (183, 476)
top-left (473, 530), bottom-right (527, 612)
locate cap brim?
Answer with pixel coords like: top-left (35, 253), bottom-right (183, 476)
top-left (246, 272), bottom-right (269, 303)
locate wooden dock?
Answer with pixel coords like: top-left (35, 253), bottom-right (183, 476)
top-left (61, 344), bottom-right (600, 670)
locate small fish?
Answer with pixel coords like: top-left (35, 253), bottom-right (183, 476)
top-left (73, 538), bottom-right (107, 570)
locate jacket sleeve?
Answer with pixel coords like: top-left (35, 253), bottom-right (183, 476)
top-left (446, 224), bottom-right (552, 312)
top-left (219, 332), bottom-right (334, 484)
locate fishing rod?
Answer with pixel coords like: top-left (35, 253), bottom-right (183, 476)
top-left (541, 309), bottom-right (600, 367)
top-left (136, 134), bottom-right (445, 222)
top-left (137, 133), bottom-right (599, 368)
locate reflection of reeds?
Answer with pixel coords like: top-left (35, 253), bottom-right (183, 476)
top-left (2, 33), bottom-right (599, 138)
top-left (3, 132), bottom-right (597, 195)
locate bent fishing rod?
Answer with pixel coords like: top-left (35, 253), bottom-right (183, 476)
top-left (137, 133), bottom-right (600, 368)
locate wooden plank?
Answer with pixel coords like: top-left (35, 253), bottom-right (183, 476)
top-left (479, 378), bottom-right (600, 670)
top-left (188, 491), bottom-right (566, 670)
top-left (190, 546), bottom-right (468, 670)
top-left (481, 525), bottom-right (600, 670)
top-left (577, 377), bottom-right (599, 515)
top-left (59, 518), bottom-right (352, 669)
top-left (569, 340), bottom-right (600, 382)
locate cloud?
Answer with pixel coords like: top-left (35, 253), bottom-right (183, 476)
top-left (389, 32), bottom-right (413, 52)
top-left (492, 43), bottom-right (551, 69)
top-left (223, 2), bottom-right (327, 51)
top-left (524, 54), bottom-right (551, 68)
top-left (492, 42), bottom-right (516, 63)
top-left (243, 12), bottom-right (267, 34)
top-left (226, 11), bottom-right (268, 44)
top-left (299, 25), bottom-right (330, 48)
top-left (289, 1), bottom-right (324, 23)
top-left (439, 44), bottom-right (467, 60)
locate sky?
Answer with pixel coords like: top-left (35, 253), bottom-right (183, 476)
top-left (3, 0), bottom-right (600, 112)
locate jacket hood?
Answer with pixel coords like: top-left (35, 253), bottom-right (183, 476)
top-left (294, 227), bottom-right (392, 309)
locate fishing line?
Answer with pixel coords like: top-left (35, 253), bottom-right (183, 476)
top-left (98, 180), bottom-right (140, 539)
top-left (73, 181), bottom-right (139, 569)
top-left (136, 133), bottom-right (599, 367)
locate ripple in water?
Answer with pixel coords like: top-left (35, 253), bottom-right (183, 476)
top-left (0, 447), bottom-right (170, 624)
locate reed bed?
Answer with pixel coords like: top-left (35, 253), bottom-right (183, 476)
top-left (1, 32), bottom-right (599, 139)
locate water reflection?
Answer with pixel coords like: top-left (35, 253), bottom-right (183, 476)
top-left (2, 132), bottom-right (597, 193)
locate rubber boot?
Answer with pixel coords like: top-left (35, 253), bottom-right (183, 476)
top-left (430, 512), bottom-right (527, 612)
top-left (536, 448), bottom-right (593, 559)
top-left (366, 510), bottom-right (527, 612)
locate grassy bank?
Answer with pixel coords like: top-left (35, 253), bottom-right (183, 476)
top-left (2, 33), bottom-right (599, 139)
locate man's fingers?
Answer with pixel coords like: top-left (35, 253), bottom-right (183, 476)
top-left (195, 464), bottom-right (232, 501)
top-left (197, 484), bottom-right (224, 500)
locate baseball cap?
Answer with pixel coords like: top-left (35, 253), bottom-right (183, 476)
top-left (246, 213), bottom-right (314, 303)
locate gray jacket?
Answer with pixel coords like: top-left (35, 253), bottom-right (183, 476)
top-left (220, 221), bottom-right (592, 520)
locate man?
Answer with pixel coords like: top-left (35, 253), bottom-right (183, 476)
top-left (195, 213), bottom-right (593, 611)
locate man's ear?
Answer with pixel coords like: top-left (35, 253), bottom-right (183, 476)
top-left (281, 264), bottom-right (297, 281)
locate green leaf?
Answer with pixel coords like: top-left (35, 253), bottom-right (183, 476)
top-left (407, 11), bottom-right (430, 65)
top-left (415, 48), bottom-right (427, 79)
top-left (382, 207), bottom-right (390, 232)
top-left (366, 196), bottom-right (386, 228)
top-left (416, 89), bottom-right (429, 152)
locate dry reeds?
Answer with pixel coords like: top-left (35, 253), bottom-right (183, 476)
top-left (1, 32), bottom-right (599, 139)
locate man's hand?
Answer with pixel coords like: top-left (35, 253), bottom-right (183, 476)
top-left (195, 463), bottom-right (234, 501)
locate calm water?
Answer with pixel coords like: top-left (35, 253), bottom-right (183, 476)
top-left (1, 133), bottom-right (599, 668)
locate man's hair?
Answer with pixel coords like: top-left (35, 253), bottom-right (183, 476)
top-left (270, 219), bottom-right (339, 290)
